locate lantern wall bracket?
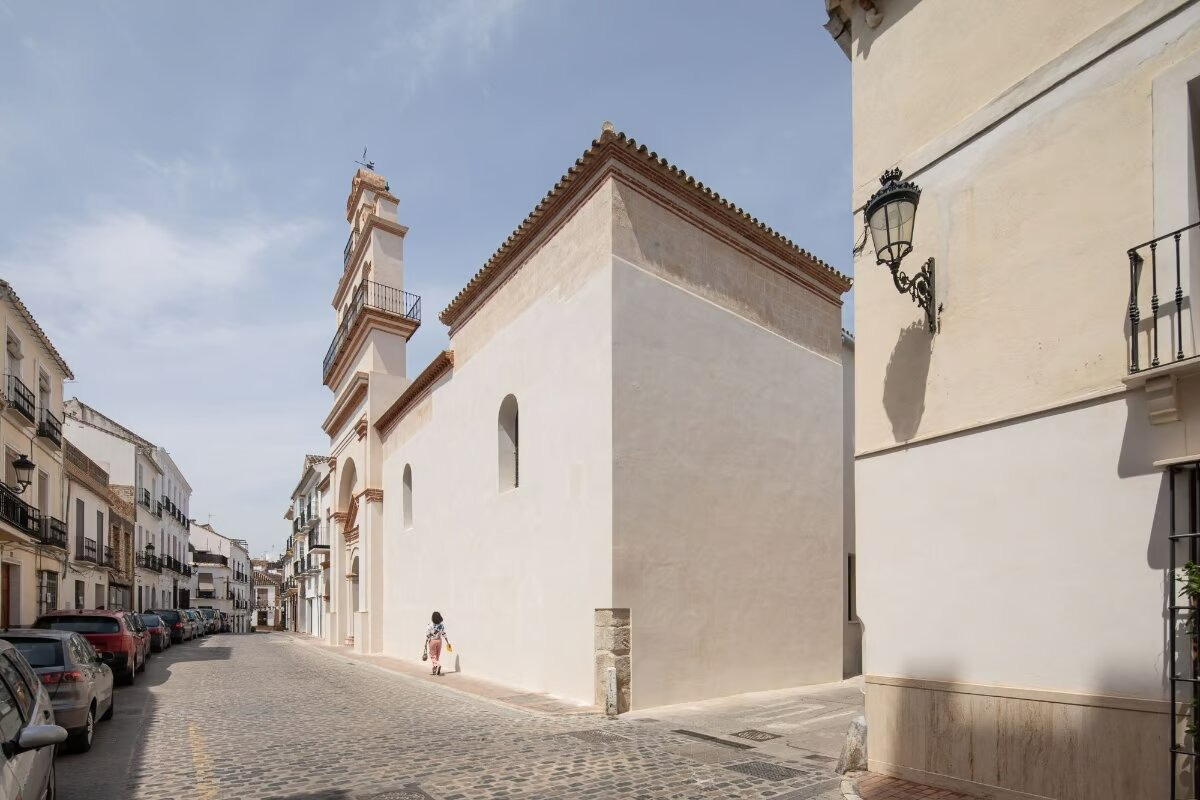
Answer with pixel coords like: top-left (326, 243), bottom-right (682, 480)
top-left (885, 256), bottom-right (941, 334)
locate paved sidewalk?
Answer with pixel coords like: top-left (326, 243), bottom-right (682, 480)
top-left (849, 772), bottom-right (977, 799)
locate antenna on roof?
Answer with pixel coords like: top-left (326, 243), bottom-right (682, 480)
top-left (355, 147), bottom-right (375, 171)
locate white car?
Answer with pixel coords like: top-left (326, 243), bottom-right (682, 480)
top-left (0, 639), bottom-right (68, 799)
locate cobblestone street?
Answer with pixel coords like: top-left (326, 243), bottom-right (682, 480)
top-left (58, 633), bottom-right (844, 800)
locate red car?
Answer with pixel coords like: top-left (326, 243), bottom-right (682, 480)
top-left (32, 610), bottom-right (146, 685)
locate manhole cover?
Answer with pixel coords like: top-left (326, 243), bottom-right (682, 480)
top-left (725, 761), bottom-right (809, 781)
top-left (731, 729), bottom-right (782, 742)
top-left (365, 789), bottom-right (434, 800)
top-left (566, 729), bottom-right (629, 745)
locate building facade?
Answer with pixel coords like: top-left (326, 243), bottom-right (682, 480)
top-left (321, 128), bottom-right (853, 709)
top-left (188, 523), bottom-right (250, 633)
top-left (0, 280), bottom-right (73, 626)
top-left (824, 0), bottom-right (1200, 796)
top-left (252, 565), bottom-right (281, 629)
top-left (63, 440), bottom-right (119, 610)
top-left (284, 455), bottom-right (330, 638)
top-left (64, 399), bottom-right (194, 611)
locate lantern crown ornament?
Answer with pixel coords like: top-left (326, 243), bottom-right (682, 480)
top-left (864, 168), bottom-right (941, 333)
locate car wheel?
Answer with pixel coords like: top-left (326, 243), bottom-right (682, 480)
top-left (70, 705), bottom-right (95, 753)
top-left (100, 692), bottom-right (113, 722)
top-left (137, 652), bottom-right (146, 672)
top-left (124, 666), bottom-right (135, 686)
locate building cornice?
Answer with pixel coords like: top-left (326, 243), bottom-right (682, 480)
top-left (439, 125), bottom-right (851, 330)
top-left (375, 350), bottom-right (454, 436)
top-left (322, 308), bottom-right (420, 390)
top-left (0, 280), bottom-right (73, 379)
top-left (322, 373), bottom-right (369, 437)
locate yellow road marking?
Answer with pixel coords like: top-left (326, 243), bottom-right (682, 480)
top-left (188, 721), bottom-right (219, 800)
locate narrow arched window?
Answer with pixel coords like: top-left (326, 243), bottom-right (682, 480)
top-left (498, 394), bottom-right (519, 490)
top-left (402, 464), bottom-right (413, 529)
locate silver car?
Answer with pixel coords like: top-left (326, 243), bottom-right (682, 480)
top-left (0, 638), bottom-right (68, 799)
top-left (0, 630), bottom-right (113, 753)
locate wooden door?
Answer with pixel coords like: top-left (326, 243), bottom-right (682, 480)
top-left (1, 565), bottom-right (11, 629)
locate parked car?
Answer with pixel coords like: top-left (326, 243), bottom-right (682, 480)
top-left (184, 609), bottom-right (205, 637)
top-left (0, 639), bottom-right (68, 797)
top-left (197, 608), bottom-right (219, 634)
top-left (149, 609), bottom-right (190, 643)
top-left (32, 611), bottom-right (145, 685)
top-left (123, 612), bottom-right (152, 664)
top-left (0, 630), bottom-right (114, 753)
top-left (139, 615), bottom-right (170, 653)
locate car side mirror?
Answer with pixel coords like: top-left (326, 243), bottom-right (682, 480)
top-left (8, 725), bottom-right (67, 756)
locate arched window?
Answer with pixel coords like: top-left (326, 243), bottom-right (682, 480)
top-left (402, 464), bottom-right (413, 529)
top-left (498, 394), bottom-right (519, 491)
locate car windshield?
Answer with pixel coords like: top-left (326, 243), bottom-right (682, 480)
top-left (34, 616), bottom-right (120, 634)
top-left (140, 615), bottom-right (162, 627)
top-left (199, 610), bottom-right (215, 619)
top-left (152, 610), bottom-right (181, 623)
top-left (2, 639), bottom-right (63, 668)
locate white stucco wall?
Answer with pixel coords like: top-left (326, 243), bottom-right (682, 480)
top-left (611, 259), bottom-right (844, 708)
top-left (377, 184), bottom-right (615, 704)
top-left (857, 393), bottom-right (1166, 700)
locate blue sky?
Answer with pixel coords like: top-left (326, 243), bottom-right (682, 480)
top-left (0, 1), bottom-right (851, 556)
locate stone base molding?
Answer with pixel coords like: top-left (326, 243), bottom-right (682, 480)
top-left (864, 675), bottom-right (1167, 800)
top-left (594, 609), bottom-right (631, 713)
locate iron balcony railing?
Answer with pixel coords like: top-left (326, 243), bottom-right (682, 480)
top-left (322, 279), bottom-right (421, 381)
top-left (0, 483), bottom-right (39, 536)
top-left (135, 552), bottom-right (162, 572)
top-left (76, 538), bottom-right (97, 564)
top-left (37, 408), bottom-right (61, 447)
top-left (138, 488), bottom-right (151, 508)
top-left (4, 375), bottom-right (34, 424)
top-left (1128, 220), bottom-right (1200, 373)
top-left (100, 546), bottom-right (115, 568)
top-left (343, 229), bottom-right (357, 270)
top-left (193, 552), bottom-right (228, 567)
top-left (308, 528), bottom-right (327, 550)
top-left (36, 516), bottom-right (68, 549)
top-left (197, 589), bottom-right (216, 599)
top-left (154, 502), bottom-right (163, 518)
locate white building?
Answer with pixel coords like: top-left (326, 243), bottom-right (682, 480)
top-left (284, 455), bottom-right (330, 638)
top-left (62, 440), bottom-right (118, 610)
top-left (823, 0), bottom-right (1200, 796)
top-left (322, 127), bottom-right (853, 710)
top-left (188, 522), bottom-right (250, 633)
top-left (252, 567), bottom-right (281, 629)
top-left (64, 400), bottom-right (193, 610)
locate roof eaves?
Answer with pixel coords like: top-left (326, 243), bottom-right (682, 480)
top-left (1, 280), bottom-right (73, 379)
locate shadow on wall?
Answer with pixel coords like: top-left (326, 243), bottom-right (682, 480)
top-left (881, 660), bottom-right (1169, 798)
top-left (882, 321), bottom-right (933, 442)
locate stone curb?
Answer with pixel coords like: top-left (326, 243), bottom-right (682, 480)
top-left (840, 772), bottom-right (865, 800)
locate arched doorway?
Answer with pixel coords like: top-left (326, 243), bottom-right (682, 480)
top-left (339, 458), bottom-right (358, 515)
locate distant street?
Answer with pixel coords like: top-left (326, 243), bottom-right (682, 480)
top-left (58, 633), bottom-right (844, 800)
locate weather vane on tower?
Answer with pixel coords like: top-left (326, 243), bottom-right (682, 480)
top-left (355, 147), bottom-right (375, 171)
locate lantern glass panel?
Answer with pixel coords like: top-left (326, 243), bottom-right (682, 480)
top-left (11, 455), bottom-right (33, 488)
top-left (868, 197), bottom-right (917, 265)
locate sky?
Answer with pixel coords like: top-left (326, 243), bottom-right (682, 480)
top-left (0, 1), bottom-right (851, 557)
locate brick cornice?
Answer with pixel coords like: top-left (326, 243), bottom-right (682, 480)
top-left (439, 126), bottom-right (851, 330)
top-left (361, 488), bottom-right (383, 504)
top-left (331, 512), bottom-right (348, 523)
top-left (376, 350), bottom-right (455, 436)
top-left (322, 373), bottom-right (368, 437)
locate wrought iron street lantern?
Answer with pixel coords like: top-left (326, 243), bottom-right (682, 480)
top-left (145, 542), bottom-right (155, 555)
top-left (865, 168), bottom-right (941, 333)
top-left (4, 453), bottom-right (34, 494)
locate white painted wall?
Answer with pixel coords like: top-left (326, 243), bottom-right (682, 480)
top-left (377, 186), bottom-right (615, 704)
top-left (611, 259), bottom-right (845, 707)
top-left (856, 394), bottom-right (1166, 700)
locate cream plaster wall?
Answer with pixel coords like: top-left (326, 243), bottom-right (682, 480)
top-left (377, 184), bottom-right (615, 704)
top-left (857, 393), bottom-right (1165, 700)
top-left (842, 338), bottom-right (861, 678)
top-left (849, 0), bottom-right (1142, 195)
top-left (611, 258), bottom-right (844, 708)
top-left (853, 2), bottom-right (1200, 454)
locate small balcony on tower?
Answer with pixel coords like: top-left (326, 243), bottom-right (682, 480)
top-left (322, 278), bottom-right (420, 386)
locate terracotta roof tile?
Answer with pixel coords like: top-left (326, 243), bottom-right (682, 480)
top-left (440, 125), bottom-right (852, 329)
top-left (0, 280), bottom-right (73, 379)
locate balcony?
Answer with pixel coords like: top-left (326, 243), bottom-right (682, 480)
top-left (0, 483), bottom-right (39, 537)
top-left (197, 589), bottom-right (216, 600)
top-left (4, 375), bottom-right (34, 424)
top-left (161, 555), bottom-right (187, 574)
top-left (308, 528), bottom-right (327, 550)
top-left (100, 546), bottom-right (115, 568)
top-left (343, 228), bottom-right (357, 270)
top-left (36, 409), bottom-right (61, 448)
top-left (35, 516), bottom-right (67, 549)
top-left (193, 552), bottom-right (228, 567)
top-left (138, 488), bottom-right (152, 509)
top-left (135, 552), bottom-right (162, 573)
top-left (76, 538), bottom-right (97, 564)
top-left (154, 502), bottom-right (163, 519)
top-left (322, 279), bottom-right (421, 384)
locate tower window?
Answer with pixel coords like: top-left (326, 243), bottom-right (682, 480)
top-left (498, 394), bottom-right (519, 491)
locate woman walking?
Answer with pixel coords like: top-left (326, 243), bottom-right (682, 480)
top-left (425, 611), bottom-right (451, 676)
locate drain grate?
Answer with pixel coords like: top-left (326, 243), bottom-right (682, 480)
top-left (364, 791), bottom-right (434, 800)
top-left (725, 760), bottom-right (809, 781)
top-left (672, 729), bottom-right (754, 750)
top-left (731, 729), bottom-right (782, 742)
top-left (566, 729), bottom-right (629, 745)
